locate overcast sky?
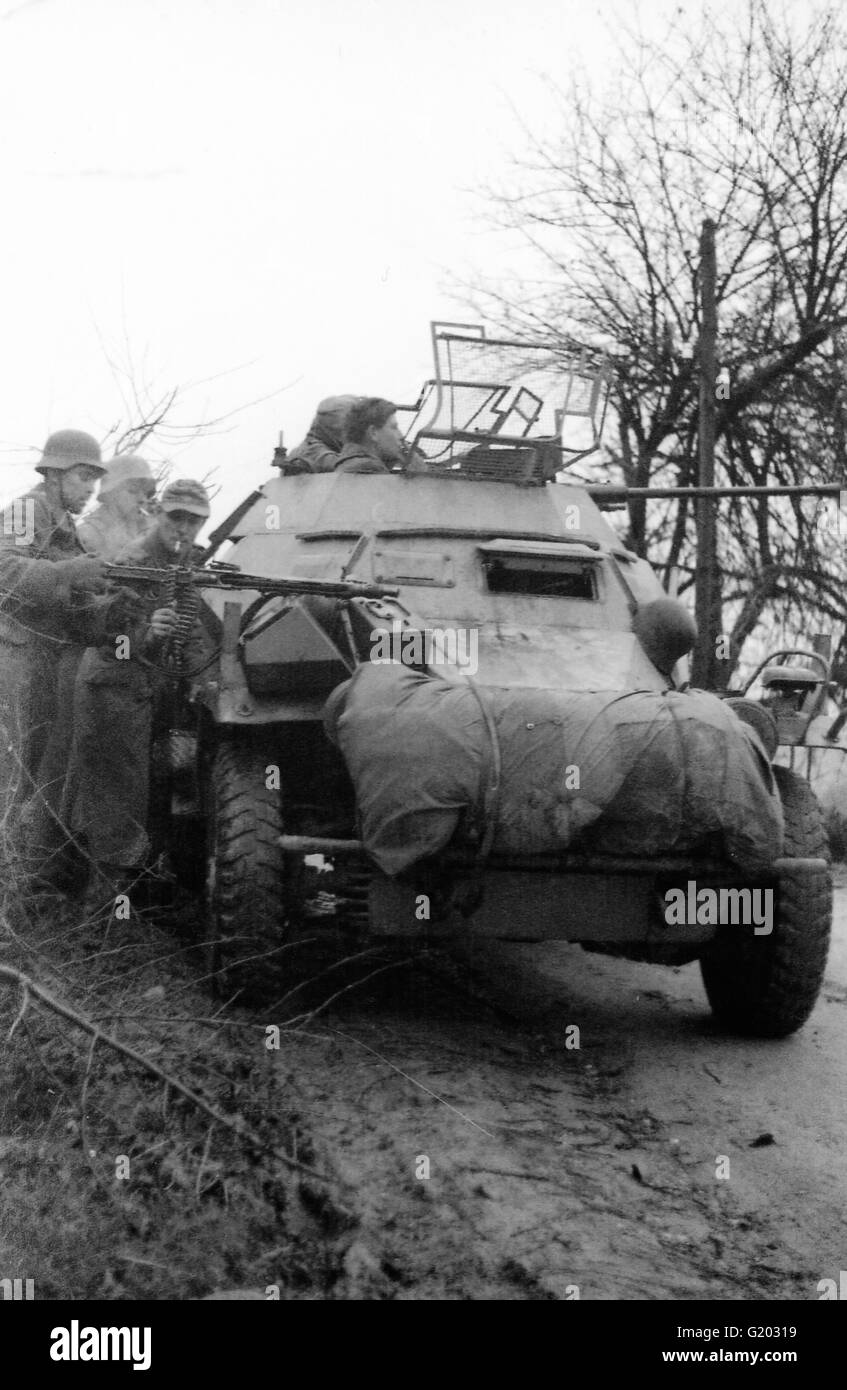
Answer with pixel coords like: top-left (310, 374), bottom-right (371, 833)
top-left (0, 0), bottom-right (703, 519)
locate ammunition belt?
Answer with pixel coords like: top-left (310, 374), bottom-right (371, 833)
top-left (160, 569), bottom-right (201, 673)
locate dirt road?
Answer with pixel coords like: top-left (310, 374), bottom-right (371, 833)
top-left (276, 869), bottom-right (847, 1300)
top-left (3, 866), bottom-right (844, 1302)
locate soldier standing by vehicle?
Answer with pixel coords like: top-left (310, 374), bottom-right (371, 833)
top-left (283, 395), bottom-right (361, 474)
top-left (0, 429), bottom-right (107, 885)
top-left (67, 479), bottom-right (213, 915)
top-left (78, 453), bottom-right (156, 558)
top-left (334, 398), bottom-right (427, 474)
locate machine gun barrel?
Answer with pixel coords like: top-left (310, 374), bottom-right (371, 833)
top-left (103, 563), bottom-right (399, 600)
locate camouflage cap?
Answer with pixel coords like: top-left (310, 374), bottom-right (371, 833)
top-left (99, 453), bottom-right (155, 496)
top-left (311, 395), bottom-right (362, 451)
top-left (37, 428), bottom-right (105, 475)
top-left (159, 478), bottom-right (211, 517)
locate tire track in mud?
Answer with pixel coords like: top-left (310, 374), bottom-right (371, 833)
top-left (274, 957), bottom-right (803, 1300)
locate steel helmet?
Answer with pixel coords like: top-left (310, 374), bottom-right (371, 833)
top-left (632, 598), bottom-right (698, 675)
top-left (36, 429), bottom-right (105, 476)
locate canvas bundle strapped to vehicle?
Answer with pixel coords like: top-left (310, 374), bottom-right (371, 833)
top-left (323, 663), bottom-right (784, 877)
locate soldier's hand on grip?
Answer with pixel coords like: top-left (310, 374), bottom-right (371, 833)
top-left (150, 606), bottom-right (179, 638)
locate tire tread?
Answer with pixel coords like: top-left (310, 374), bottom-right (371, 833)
top-left (699, 764), bottom-right (832, 1037)
top-left (206, 741), bottom-right (288, 995)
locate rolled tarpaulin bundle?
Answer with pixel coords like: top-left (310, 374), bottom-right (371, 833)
top-left (324, 664), bottom-right (783, 877)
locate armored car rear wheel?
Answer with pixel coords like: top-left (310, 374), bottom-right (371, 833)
top-left (205, 741), bottom-right (297, 999)
top-left (699, 765), bottom-right (831, 1037)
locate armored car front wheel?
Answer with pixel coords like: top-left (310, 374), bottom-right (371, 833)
top-left (699, 765), bottom-right (832, 1038)
top-left (204, 740), bottom-right (298, 999)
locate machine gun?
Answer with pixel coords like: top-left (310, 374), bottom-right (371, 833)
top-left (102, 562), bottom-right (400, 675)
top-left (102, 561), bottom-right (399, 602)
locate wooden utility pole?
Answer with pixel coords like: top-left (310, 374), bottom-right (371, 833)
top-left (692, 218), bottom-right (721, 688)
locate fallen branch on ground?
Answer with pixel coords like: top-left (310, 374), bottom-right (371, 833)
top-left (0, 961), bottom-right (337, 1187)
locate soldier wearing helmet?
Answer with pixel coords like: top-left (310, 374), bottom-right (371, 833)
top-left (78, 453), bottom-right (156, 559)
top-left (0, 429), bottom-right (109, 886)
top-left (284, 395), bottom-right (362, 474)
top-left (67, 478), bottom-right (215, 915)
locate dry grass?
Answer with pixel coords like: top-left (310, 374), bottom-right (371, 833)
top-left (0, 838), bottom-right (348, 1301)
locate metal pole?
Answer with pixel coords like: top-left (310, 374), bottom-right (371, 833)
top-left (588, 483), bottom-right (844, 501)
top-left (692, 218), bottom-right (719, 688)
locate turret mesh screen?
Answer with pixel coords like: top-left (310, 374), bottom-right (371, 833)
top-left (397, 328), bottom-right (611, 474)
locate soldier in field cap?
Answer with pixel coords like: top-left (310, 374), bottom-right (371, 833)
top-left (158, 477), bottom-right (212, 522)
top-left (67, 478), bottom-right (214, 917)
top-left (335, 398), bottom-right (428, 475)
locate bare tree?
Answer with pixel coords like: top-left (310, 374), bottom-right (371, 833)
top-left (91, 319), bottom-right (293, 504)
top-left (470, 0), bottom-right (847, 682)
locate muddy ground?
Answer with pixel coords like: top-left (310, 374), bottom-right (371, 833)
top-left (2, 869), bottom-right (846, 1301)
top-left (269, 870), bottom-right (847, 1301)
